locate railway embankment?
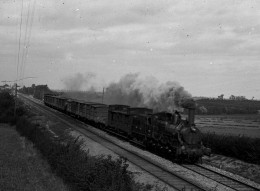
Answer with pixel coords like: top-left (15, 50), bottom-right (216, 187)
top-left (2, 90), bottom-right (260, 190)
top-left (15, 116), bottom-right (159, 191)
top-left (0, 91), bottom-right (164, 191)
top-left (21, 93), bottom-right (260, 190)
top-left (0, 124), bottom-right (69, 191)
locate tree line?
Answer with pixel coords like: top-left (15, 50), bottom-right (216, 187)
top-left (19, 84), bottom-right (53, 100)
top-left (195, 98), bottom-right (260, 115)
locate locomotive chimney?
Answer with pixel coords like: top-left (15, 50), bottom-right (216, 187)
top-left (188, 108), bottom-right (195, 125)
top-left (181, 98), bottom-right (196, 125)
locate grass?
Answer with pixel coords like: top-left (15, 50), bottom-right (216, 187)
top-left (0, 124), bottom-right (69, 191)
top-left (196, 114), bottom-right (260, 125)
top-left (196, 114), bottom-right (260, 138)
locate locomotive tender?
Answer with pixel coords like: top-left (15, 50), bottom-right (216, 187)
top-left (44, 94), bottom-right (211, 163)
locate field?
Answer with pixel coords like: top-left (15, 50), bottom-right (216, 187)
top-left (196, 114), bottom-right (260, 138)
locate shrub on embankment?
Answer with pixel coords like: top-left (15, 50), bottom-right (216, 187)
top-left (15, 117), bottom-right (153, 191)
top-left (202, 133), bottom-right (260, 164)
top-left (0, 91), bottom-right (15, 123)
top-left (0, 91), bottom-right (25, 124)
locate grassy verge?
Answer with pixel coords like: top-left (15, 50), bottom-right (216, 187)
top-left (0, 124), bottom-right (69, 191)
top-left (15, 116), bottom-right (155, 191)
top-left (0, 92), bottom-right (159, 191)
top-left (1, 91), bottom-right (259, 190)
top-left (202, 133), bottom-right (260, 164)
top-left (0, 93), bottom-right (157, 191)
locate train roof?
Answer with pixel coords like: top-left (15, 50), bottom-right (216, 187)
top-left (153, 111), bottom-right (173, 115)
top-left (79, 101), bottom-right (98, 104)
top-left (128, 107), bottom-right (153, 114)
top-left (132, 113), bottom-right (152, 118)
top-left (84, 102), bottom-right (105, 105)
top-left (44, 94), bottom-right (68, 100)
top-left (110, 110), bottom-right (128, 115)
top-left (109, 111), bottom-right (152, 117)
top-left (44, 93), bottom-right (59, 96)
top-left (91, 104), bottom-right (108, 108)
top-left (55, 96), bottom-right (68, 100)
top-left (110, 107), bottom-right (153, 116)
top-left (109, 104), bottom-right (129, 107)
top-left (79, 101), bottom-right (95, 104)
top-left (67, 99), bottom-right (92, 103)
top-left (129, 107), bottom-right (152, 110)
top-left (108, 104), bottom-right (130, 112)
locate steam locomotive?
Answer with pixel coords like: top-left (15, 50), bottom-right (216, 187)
top-left (43, 94), bottom-right (211, 163)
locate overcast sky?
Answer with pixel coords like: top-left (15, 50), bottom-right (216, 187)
top-left (0, 0), bottom-right (260, 99)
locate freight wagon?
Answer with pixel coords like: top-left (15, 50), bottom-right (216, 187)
top-left (43, 94), bottom-right (211, 162)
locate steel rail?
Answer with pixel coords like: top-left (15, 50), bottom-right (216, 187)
top-left (181, 164), bottom-right (259, 191)
top-left (20, 94), bottom-right (206, 191)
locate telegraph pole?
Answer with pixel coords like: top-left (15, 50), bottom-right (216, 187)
top-left (2, 77), bottom-right (36, 117)
top-left (102, 87), bottom-right (105, 104)
top-left (14, 83), bottom-right (17, 117)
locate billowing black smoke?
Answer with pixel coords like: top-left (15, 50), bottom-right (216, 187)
top-left (104, 73), bottom-right (192, 112)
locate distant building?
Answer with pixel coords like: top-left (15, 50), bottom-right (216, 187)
top-left (0, 84), bottom-right (9, 90)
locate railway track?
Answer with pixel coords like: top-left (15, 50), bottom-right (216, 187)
top-left (19, 94), bottom-right (206, 191)
top-left (19, 94), bottom-right (260, 191)
top-left (181, 164), bottom-right (259, 191)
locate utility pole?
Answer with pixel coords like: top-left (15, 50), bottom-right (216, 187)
top-left (102, 87), bottom-right (105, 104)
top-left (14, 83), bottom-right (17, 117)
top-left (2, 77), bottom-right (36, 116)
top-left (14, 83), bottom-right (21, 117)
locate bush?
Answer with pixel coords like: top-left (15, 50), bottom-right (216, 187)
top-left (0, 91), bottom-right (15, 123)
top-left (0, 91), bottom-right (26, 124)
top-left (202, 133), bottom-right (260, 164)
top-left (0, 91), bottom-right (14, 110)
top-left (15, 117), bottom-right (155, 191)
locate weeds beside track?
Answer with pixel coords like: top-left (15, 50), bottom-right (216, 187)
top-left (202, 133), bottom-right (260, 165)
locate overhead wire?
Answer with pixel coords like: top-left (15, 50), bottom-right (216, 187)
top-left (20, 0), bottom-right (32, 83)
top-left (14, 2), bottom-right (20, 83)
top-left (19, 0), bottom-right (37, 86)
top-left (16, 0), bottom-right (24, 83)
top-left (22, 0), bottom-right (37, 82)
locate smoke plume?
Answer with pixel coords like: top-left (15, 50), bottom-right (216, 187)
top-left (62, 72), bottom-right (96, 91)
top-left (104, 73), bottom-right (192, 112)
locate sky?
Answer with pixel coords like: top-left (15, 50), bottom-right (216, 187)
top-left (0, 0), bottom-right (260, 99)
